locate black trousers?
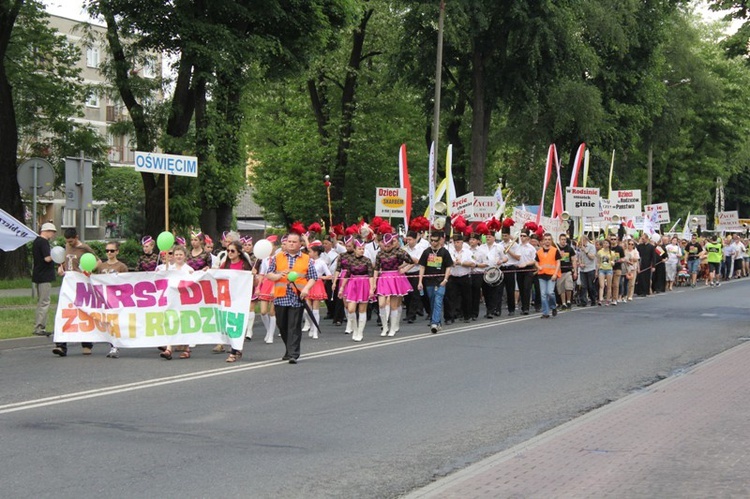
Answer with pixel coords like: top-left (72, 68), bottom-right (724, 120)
top-left (446, 275), bottom-right (472, 320)
top-left (405, 273), bottom-right (425, 320)
top-left (580, 270), bottom-right (598, 303)
top-left (501, 266), bottom-right (518, 313)
top-left (324, 280), bottom-right (335, 318)
top-left (517, 267), bottom-right (533, 312)
top-left (470, 274), bottom-right (484, 318)
top-left (331, 280), bottom-right (346, 323)
top-left (481, 277), bottom-right (500, 316)
top-left (276, 305), bottom-right (303, 360)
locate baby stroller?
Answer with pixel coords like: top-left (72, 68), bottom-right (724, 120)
top-left (676, 264), bottom-right (690, 287)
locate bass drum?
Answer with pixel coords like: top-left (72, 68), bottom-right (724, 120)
top-left (483, 266), bottom-right (504, 287)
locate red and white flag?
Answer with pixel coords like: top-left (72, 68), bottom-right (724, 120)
top-left (537, 144), bottom-right (558, 224)
top-left (570, 143), bottom-right (586, 188)
top-left (399, 144), bottom-right (412, 226)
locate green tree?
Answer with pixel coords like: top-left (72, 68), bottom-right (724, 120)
top-left (247, 0), bottom-right (425, 225)
top-left (90, 0), bottom-right (356, 240)
top-left (1, 1), bottom-right (105, 279)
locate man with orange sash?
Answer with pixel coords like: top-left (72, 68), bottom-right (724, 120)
top-left (266, 232), bottom-right (318, 364)
top-left (535, 233), bottom-right (561, 319)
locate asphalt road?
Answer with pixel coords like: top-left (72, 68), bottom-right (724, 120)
top-left (1, 280), bottom-right (747, 498)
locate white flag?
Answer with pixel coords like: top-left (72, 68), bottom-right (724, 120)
top-left (0, 209), bottom-right (37, 251)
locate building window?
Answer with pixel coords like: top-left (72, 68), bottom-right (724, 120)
top-left (86, 92), bottom-right (99, 108)
top-left (142, 57), bottom-right (157, 78)
top-left (85, 209), bottom-right (100, 228)
top-left (86, 47), bottom-right (100, 68)
top-left (62, 208), bottom-right (76, 228)
top-left (62, 208), bottom-right (100, 228)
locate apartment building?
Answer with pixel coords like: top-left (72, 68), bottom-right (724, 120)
top-left (37, 14), bottom-right (162, 239)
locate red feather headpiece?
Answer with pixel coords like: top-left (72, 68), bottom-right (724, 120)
top-left (307, 222), bottom-right (322, 234)
top-left (475, 222), bottom-right (490, 235)
top-left (524, 221), bottom-right (538, 233)
top-left (290, 221), bottom-right (306, 235)
top-left (345, 224), bottom-right (359, 236)
top-left (501, 217), bottom-right (515, 229)
top-left (370, 217), bottom-right (384, 230)
top-left (409, 216), bottom-right (430, 232)
top-left (378, 222), bottom-right (394, 235)
top-left (452, 215), bottom-right (468, 233)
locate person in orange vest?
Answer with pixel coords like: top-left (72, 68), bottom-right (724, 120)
top-left (266, 232), bottom-right (318, 364)
top-left (535, 233), bottom-right (561, 318)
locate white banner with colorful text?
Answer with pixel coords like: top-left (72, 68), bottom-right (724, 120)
top-left (54, 270), bottom-right (253, 350)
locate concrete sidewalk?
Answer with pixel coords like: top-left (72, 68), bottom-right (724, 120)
top-left (407, 340), bottom-right (750, 498)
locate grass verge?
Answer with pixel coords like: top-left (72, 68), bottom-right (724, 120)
top-left (0, 277), bottom-right (61, 290)
top-left (0, 295), bottom-right (59, 340)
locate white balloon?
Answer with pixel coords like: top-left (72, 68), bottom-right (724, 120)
top-left (253, 239), bottom-right (273, 259)
top-left (650, 232), bottom-right (661, 244)
top-left (50, 246), bottom-right (66, 264)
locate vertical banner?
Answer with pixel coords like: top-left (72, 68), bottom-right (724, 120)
top-left (54, 270), bottom-right (253, 351)
top-left (570, 143), bottom-right (586, 188)
top-left (537, 144), bottom-right (558, 223)
top-left (428, 141), bottom-right (436, 222)
top-left (445, 144), bottom-right (457, 214)
top-left (399, 144), bottom-right (412, 226)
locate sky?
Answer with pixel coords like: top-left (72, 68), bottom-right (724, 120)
top-left (43, 0), bottom-right (740, 28)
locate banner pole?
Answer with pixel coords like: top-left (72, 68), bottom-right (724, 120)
top-left (164, 174), bottom-right (169, 232)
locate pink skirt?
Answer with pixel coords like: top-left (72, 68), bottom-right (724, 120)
top-left (256, 279), bottom-right (275, 302)
top-left (343, 275), bottom-right (374, 303)
top-left (307, 279), bottom-right (328, 301)
top-left (376, 270), bottom-right (413, 296)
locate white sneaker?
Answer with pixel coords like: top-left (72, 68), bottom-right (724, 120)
top-left (106, 347), bottom-right (119, 358)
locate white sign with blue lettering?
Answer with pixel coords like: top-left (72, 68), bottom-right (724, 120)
top-left (134, 151), bottom-right (198, 177)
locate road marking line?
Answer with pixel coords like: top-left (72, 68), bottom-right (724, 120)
top-left (0, 317), bottom-right (543, 415)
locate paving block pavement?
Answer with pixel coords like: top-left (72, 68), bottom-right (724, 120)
top-left (407, 341), bottom-right (750, 498)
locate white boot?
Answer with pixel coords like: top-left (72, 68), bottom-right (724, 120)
top-left (379, 307), bottom-right (390, 336)
top-left (245, 311), bottom-right (255, 340)
top-left (354, 312), bottom-right (367, 341)
top-left (260, 313), bottom-right (269, 331)
top-left (388, 308), bottom-right (400, 337)
top-left (302, 313), bottom-right (311, 334)
top-left (264, 316), bottom-right (276, 344)
top-left (345, 311), bottom-right (355, 334)
top-left (312, 309), bottom-right (320, 339)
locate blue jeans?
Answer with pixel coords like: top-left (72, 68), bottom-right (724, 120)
top-left (539, 278), bottom-right (556, 316)
top-left (425, 284), bottom-right (446, 325)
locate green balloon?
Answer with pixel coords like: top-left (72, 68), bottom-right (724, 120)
top-left (80, 253), bottom-right (97, 272)
top-left (157, 231), bottom-right (175, 252)
top-left (287, 271), bottom-right (299, 283)
top-left (481, 235), bottom-right (487, 244)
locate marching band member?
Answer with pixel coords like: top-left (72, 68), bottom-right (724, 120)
top-left (514, 228), bottom-right (538, 315)
top-left (446, 233), bottom-right (474, 323)
top-left (303, 243), bottom-right (330, 339)
top-left (187, 230), bottom-right (211, 271)
top-left (403, 228), bottom-right (430, 323)
top-left (137, 235), bottom-right (159, 271)
top-left (499, 220), bottom-right (520, 316)
top-left (338, 239), bottom-right (376, 342)
top-left (374, 231), bottom-right (414, 336)
top-left (257, 235), bottom-right (279, 344)
top-left (468, 232), bottom-right (489, 321)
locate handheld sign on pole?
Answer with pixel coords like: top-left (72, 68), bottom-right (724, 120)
top-left (135, 151), bottom-right (199, 231)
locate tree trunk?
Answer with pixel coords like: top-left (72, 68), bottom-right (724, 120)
top-left (101, 2), bottom-right (196, 238)
top-left (446, 97), bottom-right (467, 194)
top-left (331, 8), bottom-right (373, 222)
top-left (0, 1), bottom-right (26, 279)
top-left (469, 50), bottom-right (492, 196)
